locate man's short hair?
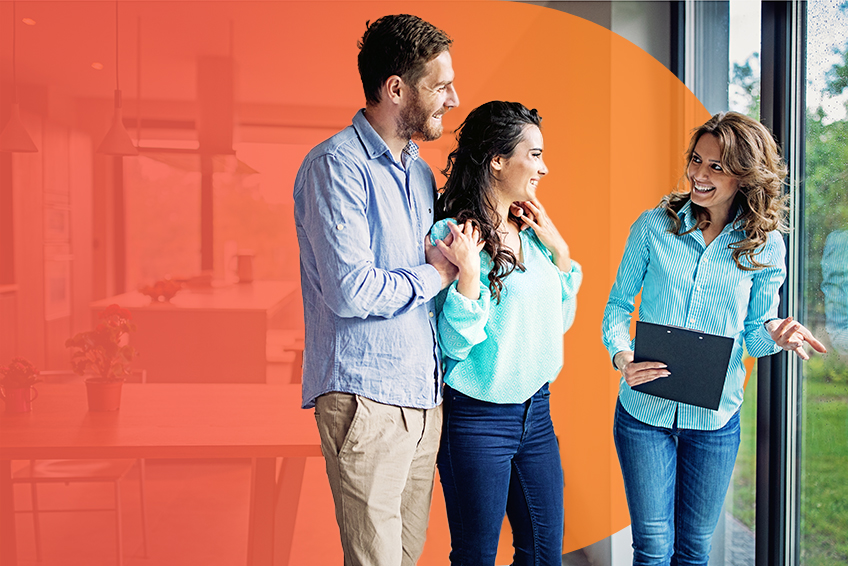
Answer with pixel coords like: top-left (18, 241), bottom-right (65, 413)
top-left (357, 14), bottom-right (452, 106)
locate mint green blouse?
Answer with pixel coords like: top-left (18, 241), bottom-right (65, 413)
top-left (431, 219), bottom-right (583, 404)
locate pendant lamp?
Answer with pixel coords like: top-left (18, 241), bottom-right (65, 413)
top-left (0, 2), bottom-right (38, 153)
top-left (97, 1), bottom-right (137, 156)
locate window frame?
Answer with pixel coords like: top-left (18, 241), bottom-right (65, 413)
top-left (758, 2), bottom-right (807, 565)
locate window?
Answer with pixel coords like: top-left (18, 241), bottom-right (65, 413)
top-left (800, 2), bottom-right (848, 564)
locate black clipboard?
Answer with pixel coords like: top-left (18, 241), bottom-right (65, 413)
top-left (632, 321), bottom-right (734, 411)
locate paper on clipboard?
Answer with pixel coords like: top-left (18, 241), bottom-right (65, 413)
top-left (632, 321), bottom-right (734, 411)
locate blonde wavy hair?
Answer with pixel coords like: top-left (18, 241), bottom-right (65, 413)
top-left (661, 111), bottom-right (789, 271)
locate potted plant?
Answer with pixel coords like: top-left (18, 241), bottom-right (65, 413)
top-left (65, 304), bottom-right (137, 411)
top-left (0, 357), bottom-right (40, 413)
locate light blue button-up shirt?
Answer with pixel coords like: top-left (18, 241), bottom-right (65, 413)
top-left (294, 110), bottom-right (443, 409)
top-left (602, 201), bottom-right (784, 430)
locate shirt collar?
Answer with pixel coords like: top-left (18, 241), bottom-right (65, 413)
top-left (678, 198), bottom-right (744, 234)
top-left (402, 139), bottom-right (420, 166)
top-left (352, 109), bottom-right (419, 165)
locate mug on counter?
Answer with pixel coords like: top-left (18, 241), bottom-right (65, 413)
top-left (230, 250), bottom-right (255, 283)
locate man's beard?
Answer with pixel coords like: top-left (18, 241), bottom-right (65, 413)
top-left (397, 89), bottom-right (443, 142)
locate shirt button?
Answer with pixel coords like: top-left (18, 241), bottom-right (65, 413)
top-left (336, 224), bottom-right (344, 230)
top-left (695, 285), bottom-right (701, 291)
top-left (689, 317), bottom-right (696, 324)
top-left (429, 311), bottom-right (434, 318)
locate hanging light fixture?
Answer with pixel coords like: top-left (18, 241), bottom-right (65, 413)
top-left (0, 1), bottom-right (38, 153)
top-left (97, 1), bottom-right (137, 156)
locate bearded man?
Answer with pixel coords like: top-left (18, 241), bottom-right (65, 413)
top-left (293, 14), bottom-right (459, 566)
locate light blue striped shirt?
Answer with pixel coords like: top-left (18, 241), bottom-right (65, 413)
top-left (821, 230), bottom-right (848, 355)
top-left (432, 219), bottom-right (582, 403)
top-left (602, 201), bottom-right (784, 430)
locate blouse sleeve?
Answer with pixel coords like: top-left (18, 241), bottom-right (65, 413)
top-left (602, 211), bottom-right (652, 367)
top-left (437, 281), bottom-right (492, 361)
top-left (431, 218), bottom-right (491, 361)
top-left (526, 229), bottom-right (583, 333)
top-left (742, 232), bottom-right (785, 358)
top-left (560, 260), bottom-right (583, 333)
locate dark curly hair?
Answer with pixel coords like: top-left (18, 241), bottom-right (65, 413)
top-left (357, 14), bottom-right (452, 106)
top-left (436, 101), bottom-right (543, 303)
top-left (661, 111), bottom-right (789, 270)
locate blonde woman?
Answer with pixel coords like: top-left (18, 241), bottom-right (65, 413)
top-left (602, 112), bottom-right (826, 565)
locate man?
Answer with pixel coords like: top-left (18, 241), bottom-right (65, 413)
top-left (293, 14), bottom-right (459, 566)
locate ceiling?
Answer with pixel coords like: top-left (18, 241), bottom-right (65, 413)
top-left (0, 1), bottom-right (384, 108)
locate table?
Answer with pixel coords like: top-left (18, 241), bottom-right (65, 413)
top-left (90, 281), bottom-right (299, 383)
top-left (0, 383), bottom-right (322, 566)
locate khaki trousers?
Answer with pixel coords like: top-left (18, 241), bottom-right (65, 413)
top-left (314, 392), bottom-right (442, 566)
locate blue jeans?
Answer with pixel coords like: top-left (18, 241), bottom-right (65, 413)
top-left (613, 400), bottom-right (740, 566)
top-left (437, 384), bottom-right (564, 566)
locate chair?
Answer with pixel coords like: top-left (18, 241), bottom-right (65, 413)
top-left (12, 369), bottom-right (149, 565)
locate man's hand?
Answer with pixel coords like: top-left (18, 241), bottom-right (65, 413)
top-left (425, 231), bottom-right (458, 290)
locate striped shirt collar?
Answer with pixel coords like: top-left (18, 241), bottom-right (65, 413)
top-left (678, 198), bottom-right (745, 234)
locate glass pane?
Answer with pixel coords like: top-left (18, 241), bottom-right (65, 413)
top-left (125, 155), bottom-right (202, 287)
top-left (709, 2), bottom-right (762, 565)
top-left (802, 1), bottom-right (848, 565)
top-left (212, 142), bottom-right (306, 284)
top-left (729, 0), bottom-right (761, 118)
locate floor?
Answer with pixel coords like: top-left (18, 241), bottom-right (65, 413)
top-left (11, 457), bottom-right (344, 566)
top-left (725, 514), bottom-right (756, 566)
top-left (9, 462), bottom-right (756, 566)
top-left (7, 357), bottom-right (754, 566)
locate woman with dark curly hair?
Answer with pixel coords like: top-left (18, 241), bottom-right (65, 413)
top-left (430, 100), bottom-right (582, 565)
top-left (602, 111), bottom-right (826, 565)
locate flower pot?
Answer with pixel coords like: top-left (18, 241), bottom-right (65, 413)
top-left (85, 378), bottom-right (124, 411)
top-left (0, 385), bottom-right (38, 413)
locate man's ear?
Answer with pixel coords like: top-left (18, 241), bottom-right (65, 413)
top-left (384, 75), bottom-right (404, 105)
